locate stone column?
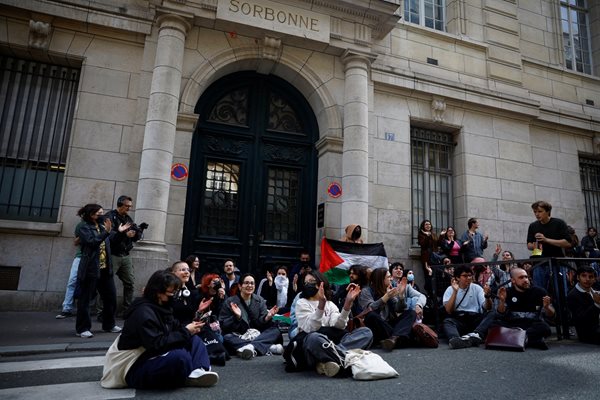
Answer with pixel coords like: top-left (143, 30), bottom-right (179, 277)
top-left (132, 14), bottom-right (190, 280)
top-left (340, 50), bottom-right (374, 241)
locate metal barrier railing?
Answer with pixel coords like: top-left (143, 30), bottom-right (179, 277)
top-left (429, 257), bottom-right (600, 340)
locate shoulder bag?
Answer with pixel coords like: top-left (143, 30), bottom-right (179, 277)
top-left (344, 349), bottom-right (399, 380)
top-left (100, 334), bottom-right (145, 388)
top-left (484, 326), bottom-right (527, 352)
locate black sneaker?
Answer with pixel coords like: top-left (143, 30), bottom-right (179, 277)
top-left (449, 336), bottom-right (471, 349)
top-left (55, 311), bottom-right (73, 319)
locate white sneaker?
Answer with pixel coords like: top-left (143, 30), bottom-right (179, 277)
top-left (268, 344), bottom-right (284, 355)
top-left (78, 330), bottom-right (93, 338)
top-left (463, 332), bottom-right (482, 346)
top-left (106, 325), bottom-right (122, 333)
top-left (186, 368), bottom-right (219, 387)
top-left (237, 344), bottom-right (256, 360)
top-left (316, 361), bottom-right (340, 377)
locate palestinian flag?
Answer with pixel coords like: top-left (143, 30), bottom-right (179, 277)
top-left (320, 238), bottom-right (388, 285)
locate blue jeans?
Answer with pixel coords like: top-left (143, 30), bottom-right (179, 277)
top-left (532, 264), bottom-right (568, 300)
top-left (126, 335), bottom-right (211, 389)
top-left (61, 257), bottom-right (80, 313)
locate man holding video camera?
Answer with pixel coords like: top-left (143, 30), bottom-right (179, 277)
top-left (103, 195), bottom-right (147, 316)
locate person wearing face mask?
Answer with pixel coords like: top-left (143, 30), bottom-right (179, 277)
top-left (294, 271), bottom-right (373, 377)
top-left (258, 265), bottom-right (290, 313)
top-left (405, 269), bottom-right (421, 292)
top-left (341, 224), bottom-right (363, 244)
top-left (111, 270), bottom-right (218, 389)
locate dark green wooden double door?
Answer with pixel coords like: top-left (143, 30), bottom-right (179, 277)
top-left (182, 72), bottom-right (317, 275)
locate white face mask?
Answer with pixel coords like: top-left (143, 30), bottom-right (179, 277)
top-left (274, 275), bottom-right (289, 290)
top-left (407, 273), bottom-right (414, 282)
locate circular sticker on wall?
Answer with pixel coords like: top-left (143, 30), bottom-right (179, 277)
top-left (171, 163), bottom-right (189, 181)
top-left (327, 182), bottom-right (342, 198)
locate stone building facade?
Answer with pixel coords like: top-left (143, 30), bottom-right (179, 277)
top-left (0, 0), bottom-right (599, 310)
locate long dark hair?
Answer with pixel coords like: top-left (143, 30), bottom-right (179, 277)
top-left (77, 204), bottom-right (102, 223)
top-left (185, 254), bottom-right (199, 270)
top-left (369, 268), bottom-right (389, 299)
top-left (143, 270), bottom-right (181, 303)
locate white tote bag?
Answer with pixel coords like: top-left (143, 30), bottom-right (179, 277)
top-left (100, 334), bottom-right (145, 388)
top-left (344, 349), bottom-right (399, 381)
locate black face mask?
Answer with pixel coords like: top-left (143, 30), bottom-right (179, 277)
top-left (351, 226), bottom-right (361, 241)
top-left (164, 295), bottom-right (175, 308)
top-left (302, 283), bottom-right (319, 298)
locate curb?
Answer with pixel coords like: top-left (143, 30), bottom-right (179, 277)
top-left (0, 341), bottom-right (112, 357)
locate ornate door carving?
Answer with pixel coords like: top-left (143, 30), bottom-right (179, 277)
top-left (183, 72), bottom-right (318, 274)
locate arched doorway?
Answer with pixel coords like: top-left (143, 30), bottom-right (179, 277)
top-left (182, 72), bottom-right (318, 275)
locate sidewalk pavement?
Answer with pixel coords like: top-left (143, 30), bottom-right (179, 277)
top-left (0, 312), bottom-right (120, 357)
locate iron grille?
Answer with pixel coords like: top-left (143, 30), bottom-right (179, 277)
top-left (0, 56), bottom-right (79, 221)
top-left (411, 126), bottom-right (454, 244)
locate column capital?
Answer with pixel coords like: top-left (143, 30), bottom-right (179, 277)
top-left (156, 12), bottom-right (192, 35)
top-left (341, 49), bottom-right (377, 71)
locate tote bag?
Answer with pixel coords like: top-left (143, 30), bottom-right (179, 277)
top-left (100, 335), bottom-right (145, 388)
top-left (344, 349), bottom-right (398, 380)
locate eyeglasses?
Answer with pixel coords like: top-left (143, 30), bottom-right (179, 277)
top-left (304, 279), bottom-right (317, 284)
top-left (241, 281), bottom-right (255, 286)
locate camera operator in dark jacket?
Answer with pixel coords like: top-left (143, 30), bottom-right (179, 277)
top-left (103, 195), bottom-right (148, 315)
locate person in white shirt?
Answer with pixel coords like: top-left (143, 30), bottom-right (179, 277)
top-left (295, 271), bottom-right (372, 377)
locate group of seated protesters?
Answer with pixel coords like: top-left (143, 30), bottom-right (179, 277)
top-left (105, 255), bottom-right (600, 391)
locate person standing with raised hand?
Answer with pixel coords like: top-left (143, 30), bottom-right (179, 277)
top-left (75, 204), bottom-right (130, 338)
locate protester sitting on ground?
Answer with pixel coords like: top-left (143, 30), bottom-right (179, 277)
top-left (404, 269), bottom-right (421, 292)
top-left (357, 268), bottom-right (424, 351)
top-left (114, 270), bottom-right (218, 389)
top-left (442, 265), bottom-right (494, 349)
top-left (332, 264), bottom-right (370, 312)
top-left (567, 265), bottom-right (600, 345)
top-left (494, 268), bottom-right (554, 350)
top-left (287, 268), bottom-right (314, 340)
top-left (75, 203), bottom-right (128, 338)
top-left (295, 270), bottom-right (372, 377)
top-left (288, 262), bottom-right (313, 307)
top-left (389, 262), bottom-right (404, 288)
top-left (257, 265), bottom-right (290, 313)
top-left (185, 255), bottom-right (203, 289)
top-left (439, 226), bottom-right (463, 265)
top-left (199, 273), bottom-right (226, 319)
top-left (219, 273), bottom-right (283, 359)
top-left (168, 261), bottom-right (210, 325)
top-left (221, 259), bottom-right (240, 296)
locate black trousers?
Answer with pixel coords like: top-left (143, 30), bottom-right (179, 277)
top-left (76, 269), bottom-right (116, 333)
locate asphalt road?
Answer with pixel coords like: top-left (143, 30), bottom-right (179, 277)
top-left (2, 341), bottom-right (598, 400)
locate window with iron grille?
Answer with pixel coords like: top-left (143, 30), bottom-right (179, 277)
top-left (411, 126), bottom-right (453, 244)
top-left (560, 0), bottom-right (592, 75)
top-left (404, 0), bottom-right (445, 31)
top-left (0, 56), bottom-right (80, 222)
top-left (580, 156), bottom-right (600, 229)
